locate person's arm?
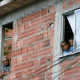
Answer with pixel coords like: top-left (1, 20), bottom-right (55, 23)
top-left (0, 70), bottom-right (10, 78)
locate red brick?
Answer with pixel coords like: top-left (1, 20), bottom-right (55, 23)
top-left (40, 57), bottom-right (46, 65)
top-left (17, 18), bottom-right (23, 26)
top-left (30, 36), bottom-right (36, 44)
top-left (29, 13), bottom-right (35, 21)
top-left (51, 13), bottom-right (55, 20)
top-left (11, 66), bottom-right (15, 73)
top-left (38, 49), bottom-right (45, 57)
top-left (43, 32), bottom-right (48, 39)
top-left (16, 71), bottom-right (22, 79)
top-left (41, 8), bottom-right (48, 16)
top-left (12, 43), bottom-right (15, 50)
top-left (25, 22), bottom-right (30, 30)
top-left (28, 45), bottom-right (33, 53)
top-left (18, 32), bottom-right (23, 40)
top-left (62, 0), bottom-right (66, 8)
top-left (34, 59), bottom-right (39, 67)
top-left (71, 68), bottom-right (80, 75)
top-left (17, 55), bottom-right (22, 63)
top-left (76, 74), bottom-right (80, 80)
top-left (44, 14), bottom-right (51, 23)
top-left (43, 23), bottom-right (48, 31)
top-left (31, 51), bottom-right (39, 59)
top-left (28, 68), bottom-right (34, 75)
top-left (15, 42), bottom-right (18, 49)
top-left (18, 40), bottom-right (23, 48)
top-left (11, 57), bottom-right (17, 65)
top-left (22, 54), bottom-right (29, 61)
top-left (35, 11), bottom-right (41, 18)
top-left (47, 56), bottom-right (53, 62)
top-left (36, 34), bottom-right (43, 42)
top-left (48, 29), bottom-right (54, 38)
top-left (50, 38), bottom-right (53, 45)
top-left (35, 26), bottom-right (41, 34)
top-left (45, 46), bottom-right (53, 55)
top-left (68, 0), bottom-right (74, 6)
top-left (22, 46), bottom-right (27, 54)
top-left (22, 30), bottom-right (29, 39)
top-left (41, 16), bottom-right (45, 24)
top-left (64, 69), bottom-right (72, 76)
top-left (46, 72), bottom-right (52, 80)
top-left (11, 51), bottom-right (16, 57)
top-left (27, 61), bottom-right (34, 68)
top-left (22, 69), bottom-right (28, 77)
top-left (75, 0), bottom-right (80, 3)
top-left (18, 24), bottom-right (24, 33)
top-left (29, 28), bottom-right (35, 36)
top-left (38, 41), bottom-right (44, 49)
top-left (34, 43), bottom-right (39, 51)
top-left (15, 64), bottom-right (21, 72)
top-left (10, 73), bottom-right (15, 80)
top-left (31, 19), bottom-right (38, 28)
top-left (23, 38), bottom-right (30, 46)
top-left (49, 6), bottom-right (55, 12)
top-left (23, 15), bottom-right (29, 24)
top-left (16, 48), bottom-right (22, 56)
top-left (21, 62), bottom-right (27, 70)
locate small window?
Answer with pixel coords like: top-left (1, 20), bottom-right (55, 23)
top-left (62, 9), bottom-right (80, 56)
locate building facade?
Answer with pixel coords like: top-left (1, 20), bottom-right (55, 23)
top-left (0, 0), bottom-right (80, 80)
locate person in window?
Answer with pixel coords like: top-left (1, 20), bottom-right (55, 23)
top-left (0, 56), bottom-right (11, 80)
top-left (69, 38), bottom-right (74, 47)
top-left (61, 41), bottom-right (73, 56)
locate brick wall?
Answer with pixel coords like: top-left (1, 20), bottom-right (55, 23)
top-left (10, 5), bottom-right (55, 80)
top-left (3, 0), bottom-right (80, 80)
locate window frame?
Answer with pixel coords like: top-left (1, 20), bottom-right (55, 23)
top-left (60, 9), bottom-right (80, 57)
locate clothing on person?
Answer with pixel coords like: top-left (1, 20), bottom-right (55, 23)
top-left (63, 47), bottom-right (73, 56)
top-left (1, 63), bottom-right (11, 79)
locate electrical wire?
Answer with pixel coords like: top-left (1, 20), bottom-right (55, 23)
top-left (12, 41), bottom-right (80, 80)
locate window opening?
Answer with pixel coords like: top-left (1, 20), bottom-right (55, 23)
top-left (3, 22), bottom-right (13, 62)
top-left (62, 9), bottom-right (80, 56)
top-left (64, 16), bottom-right (74, 42)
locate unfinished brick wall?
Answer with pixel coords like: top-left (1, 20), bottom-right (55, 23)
top-left (10, 5), bottom-right (55, 80)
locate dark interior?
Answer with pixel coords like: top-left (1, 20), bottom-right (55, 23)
top-left (3, 22), bottom-right (13, 29)
top-left (64, 16), bottom-right (74, 43)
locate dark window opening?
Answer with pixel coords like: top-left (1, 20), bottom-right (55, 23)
top-left (64, 16), bottom-right (74, 43)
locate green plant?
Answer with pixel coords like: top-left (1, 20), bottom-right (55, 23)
top-left (8, 45), bottom-right (12, 50)
top-left (5, 29), bottom-right (10, 32)
top-left (4, 49), bottom-right (9, 55)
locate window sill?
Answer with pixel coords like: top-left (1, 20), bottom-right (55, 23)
top-left (59, 51), bottom-right (80, 59)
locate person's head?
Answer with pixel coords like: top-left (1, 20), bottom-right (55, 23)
top-left (2, 56), bottom-right (9, 66)
top-left (69, 38), bottom-right (74, 47)
top-left (61, 41), bottom-right (70, 51)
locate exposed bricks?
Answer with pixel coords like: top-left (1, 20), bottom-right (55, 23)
top-left (22, 54), bottom-right (29, 61)
top-left (11, 5), bottom-right (55, 80)
top-left (18, 24), bottom-right (24, 33)
top-left (22, 46), bottom-right (27, 54)
top-left (16, 48), bottom-right (22, 56)
top-left (40, 57), bottom-right (46, 65)
top-left (11, 57), bottom-right (17, 65)
top-left (24, 22), bottom-right (30, 30)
